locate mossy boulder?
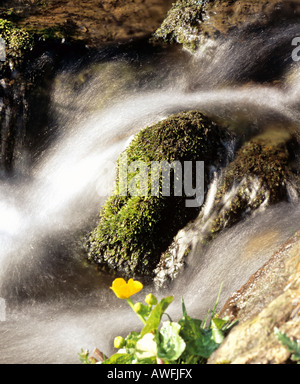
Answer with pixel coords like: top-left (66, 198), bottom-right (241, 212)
top-left (152, 0), bottom-right (208, 51)
top-left (154, 129), bottom-right (298, 287)
top-left (153, 0), bottom-right (300, 51)
top-left (207, 134), bottom-right (296, 239)
top-left (0, 18), bottom-right (33, 60)
top-left (87, 111), bottom-right (231, 276)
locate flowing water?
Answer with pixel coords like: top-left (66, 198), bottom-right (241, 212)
top-left (1, 24), bottom-right (300, 363)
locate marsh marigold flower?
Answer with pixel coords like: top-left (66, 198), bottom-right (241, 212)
top-left (110, 278), bottom-right (143, 299)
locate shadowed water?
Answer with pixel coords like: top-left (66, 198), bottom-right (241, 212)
top-left (0, 27), bottom-right (300, 363)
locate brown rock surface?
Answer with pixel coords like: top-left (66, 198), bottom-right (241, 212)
top-left (208, 231), bottom-right (300, 364)
top-left (203, 0), bottom-right (300, 36)
top-left (1, 0), bottom-right (173, 46)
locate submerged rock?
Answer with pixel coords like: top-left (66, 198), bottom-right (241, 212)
top-left (87, 111), bottom-right (231, 276)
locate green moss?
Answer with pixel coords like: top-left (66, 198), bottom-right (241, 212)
top-left (0, 18), bottom-right (34, 58)
top-left (152, 0), bottom-right (206, 51)
top-left (88, 111), bottom-right (230, 276)
top-left (36, 26), bottom-right (65, 40)
top-left (0, 8), bottom-right (22, 23)
top-left (206, 139), bottom-right (294, 239)
top-left (153, 0), bottom-right (296, 51)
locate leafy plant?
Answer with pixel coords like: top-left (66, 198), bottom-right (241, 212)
top-left (79, 349), bottom-right (94, 365)
top-left (80, 279), bottom-right (237, 364)
top-left (274, 328), bottom-right (300, 364)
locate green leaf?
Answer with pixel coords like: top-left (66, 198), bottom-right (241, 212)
top-left (134, 357), bottom-right (157, 364)
top-left (211, 318), bottom-right (227, 330)
top-left (181, 297), bottom-right (188, 317)
top-left (211, 318), bottom-right (227, 343)
top-left (157, 321), bottom-right (186, 361)
top-left (141, 296), bottom-right (174, 337)
top-left (78, 349), bottom-right (93, 364)
top-left (208, 283), bottom-right (223, 328)
top-left (179, 315), bottom-right (219, 359)
top-left (275, 328), bottom-right (300, 361)
top-left (211, 328), bottom-right (225, 344)
top-left (102, 353), bottom-right (134, 365)
top-left (291, 354), bottom-right (300, 362)
top-left (125, 331), bottom-right (141, 354)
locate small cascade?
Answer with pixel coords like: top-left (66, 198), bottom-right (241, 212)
top-left (0, 23), bottom-right (300, 362)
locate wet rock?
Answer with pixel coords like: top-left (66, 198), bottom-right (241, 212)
top-left (0, 1), bottom-right (175, 172)
top-left (1, 0), bottom-right (174, 47)
top-left (206, 133), bottom-right (297, 239)
top-left (154, 128), bottom-right (299, 287)
top-left (208, 231), bottom-right (300, 364)
top-left (152, 0), bottom-right (207, 51)
top-left (153, 0), bottom-right (300, 51)
top-left (87, 111), bottom-right (231, 276)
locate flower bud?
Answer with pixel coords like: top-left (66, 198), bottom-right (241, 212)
top-left (114, 336), bottom-right (125, 349)
top-left (145, 293), bottom-right (157, 306)
top-left (134, 302), bottom-right (144, 314)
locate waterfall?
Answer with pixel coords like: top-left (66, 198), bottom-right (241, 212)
top-left (0, 25), bottom-right (300, 362)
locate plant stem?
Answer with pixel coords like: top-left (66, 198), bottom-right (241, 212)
top-left (126, 298), bottom-right (147, 325)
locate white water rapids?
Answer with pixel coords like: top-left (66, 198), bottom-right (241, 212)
top-left (1, 28), bottom-right (300, 363)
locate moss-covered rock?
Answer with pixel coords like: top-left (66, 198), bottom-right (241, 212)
top-left (152, 0), bottom-right (208, 51)
top-left (154, 129), bottom-right (298, 287)
top-left (0, 18), bottom-right (33, 60)
top-left (87, 111), bottom-right (231, 276)
top-left (207, 134), bottom-right (296, 239)
top-left (153, 0), bottom-right (300, 51)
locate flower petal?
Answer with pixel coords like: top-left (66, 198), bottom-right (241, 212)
top-left (110, 278), bottom-right (143, 299)
top-left (128, 279), bottom-right (143, 296)
top-left (110, 278), bottom-right (128, 299)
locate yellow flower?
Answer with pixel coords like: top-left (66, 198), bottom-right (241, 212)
top-left (110, 278), bottom-right (143, 299)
